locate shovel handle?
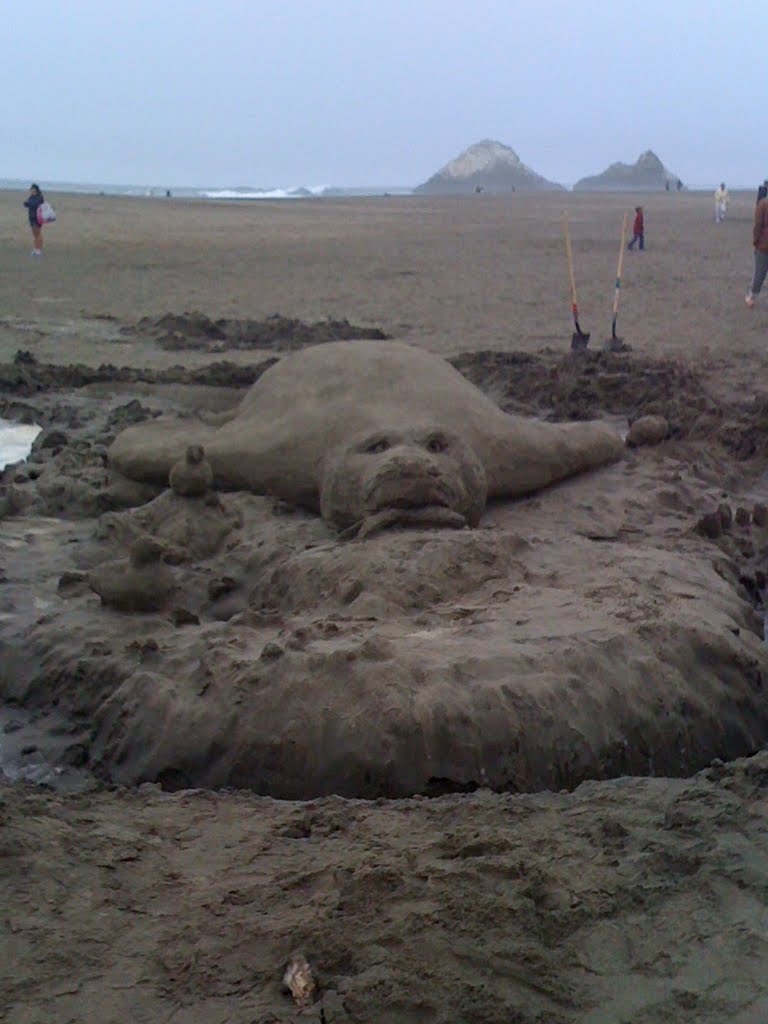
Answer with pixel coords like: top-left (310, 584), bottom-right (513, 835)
top-left (563, 213), bottom-right (579, 311)
top-left (612, 212), bottom-right (629, 316)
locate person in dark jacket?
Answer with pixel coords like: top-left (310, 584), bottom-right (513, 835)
top-left (23, 184), bottom-right (45, 257)
top-left (745, 196), bottom-right (768, 307)
top-left (757, 180), bottom-right (768, 205)
top-left (627, 206), bottom-right (644, 250)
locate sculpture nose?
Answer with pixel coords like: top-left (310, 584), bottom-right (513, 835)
top-left (391, 451), bottom-right (439, 477)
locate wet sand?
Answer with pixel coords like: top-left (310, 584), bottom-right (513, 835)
top-left (2, 187), bottom-right (768, 1023)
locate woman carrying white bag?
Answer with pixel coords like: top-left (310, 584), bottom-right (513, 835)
top-left (23, 183), bottom-right (56, 257)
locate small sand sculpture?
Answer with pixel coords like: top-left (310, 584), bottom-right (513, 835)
top-left (169, 444), bottom-right (214, 497)
top-left (88, 536), bottom-right (174, 612)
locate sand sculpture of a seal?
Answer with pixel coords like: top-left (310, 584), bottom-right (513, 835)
top-left (109, 341), bottom-right (623, 535)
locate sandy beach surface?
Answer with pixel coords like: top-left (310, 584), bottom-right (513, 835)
top-left (0, 188), bottom-right (763, 365)
top-left (2, 188), bottom-right (768, 1023)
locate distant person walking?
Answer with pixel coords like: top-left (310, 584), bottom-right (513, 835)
top-left (23, 184), bottom-right (45, 257)
top-left (627, 206), bottom-right (644, 251)
top-left (745, 194), bottom-right (768, 308)
top-left (714, 182), bottom-right (729, 222)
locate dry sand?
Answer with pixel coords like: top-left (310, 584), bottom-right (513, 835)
top-left (2, 188), bottom-right (768, 1023)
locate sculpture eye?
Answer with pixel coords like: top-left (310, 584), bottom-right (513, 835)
top-left (365, 438), bottom-right (390, 454)
top-left (426, 434), bottom-right (447, 453)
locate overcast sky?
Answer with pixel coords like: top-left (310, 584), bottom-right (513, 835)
top-left (3, 0), bottom-right (765, 189)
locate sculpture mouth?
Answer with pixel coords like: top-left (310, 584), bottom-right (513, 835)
top-left (380, 496), bottom-right (450, 512)
top-left (367, 474), bottom-right (458, 516)
top-left (339, 504), bottom-right (468, 541)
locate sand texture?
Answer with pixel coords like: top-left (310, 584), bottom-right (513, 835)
top-left (2, 189), bottom-right (768, 1021)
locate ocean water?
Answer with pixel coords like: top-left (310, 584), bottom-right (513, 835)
top-left (0, 177), bottom-right (413, 201)
top-left (0, 419), bottom-right (41, 472)
top-left (202, 184), bottom-right (331, 200)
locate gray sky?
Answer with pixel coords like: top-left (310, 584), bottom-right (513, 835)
top-left (4, 0), bottom-right (765, 189)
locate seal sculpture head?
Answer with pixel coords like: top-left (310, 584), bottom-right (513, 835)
top-left (320, 425), bottom-right (487, 538)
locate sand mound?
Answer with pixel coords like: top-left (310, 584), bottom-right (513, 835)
top-left (95, 489), bottom-right (242, 562)
top-left (4, 458), bottom-right (768, 798)
top-left (124, 311), bottom-right (389, 352)
top-left (86, 536), bottom-right (767, 798)
top-left (0, 349), bottom-right (273, 398)
top-left (452, 349), bottom-right (768, 459)
top-left (4, 345), bottom-right (768, 798)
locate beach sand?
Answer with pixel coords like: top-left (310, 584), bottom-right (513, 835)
top-left (2, 188), bottom-right (768, 1023)
top-left (0, 188), bottom-right (762, 364)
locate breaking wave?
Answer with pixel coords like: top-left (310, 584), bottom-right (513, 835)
top-left (201, 185), bottom-right (330, 201)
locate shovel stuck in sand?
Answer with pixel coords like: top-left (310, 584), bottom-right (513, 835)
top-left (604, 212), bottom-right (629, 352)
top-left (562, 214), bottom-right (590, 351)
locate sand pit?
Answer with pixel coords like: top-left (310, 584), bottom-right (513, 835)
top-left (3, 189), bottom-right (768, 1020)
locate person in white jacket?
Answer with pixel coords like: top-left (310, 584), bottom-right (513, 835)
top-left (714, 183), bottom-right (729, 223)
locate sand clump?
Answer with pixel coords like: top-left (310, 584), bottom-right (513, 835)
top-left (125, 310), bottom-right (389, 352)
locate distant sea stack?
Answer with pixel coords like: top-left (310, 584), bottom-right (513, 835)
top-left (415, 140), bottom-right (564, 194)
top-left (573, 150), bottom-right (681, 192)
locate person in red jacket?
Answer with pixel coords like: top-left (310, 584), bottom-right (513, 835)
top-left (627, 206), bottom-right (644, 251)
top-left (745, 196), bottom-right (768, 307)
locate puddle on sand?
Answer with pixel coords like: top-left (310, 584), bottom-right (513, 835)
top-left (0, 418), bottom-right (42, 471)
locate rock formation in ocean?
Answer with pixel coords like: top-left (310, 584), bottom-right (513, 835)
top-left (415, 140), bottom-right (564, 194)
top-left (573, 150), bottom-right (681, 192)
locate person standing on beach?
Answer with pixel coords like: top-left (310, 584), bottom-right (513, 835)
top-left (745, 194), bottom-right (768, 308)
top-left (23, 184), bottom-right (45, 257)
top-left (627, 206), bottom-right (644, 250)
top-left (757, 180), bottom-right (768, 205)
top-left (714, 183), bottom-right (729, 223)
